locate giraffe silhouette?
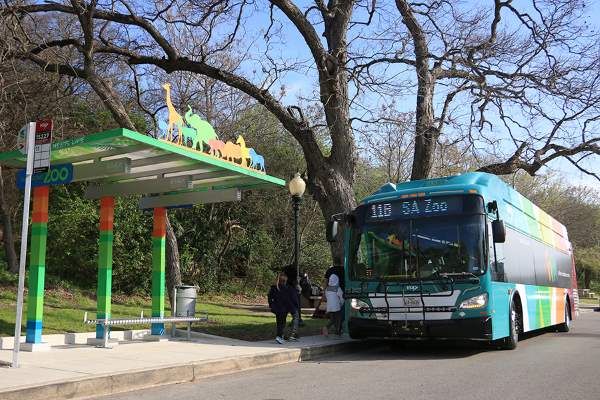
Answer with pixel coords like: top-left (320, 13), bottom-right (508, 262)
top-left (162, 83), bottom-right (184, 144)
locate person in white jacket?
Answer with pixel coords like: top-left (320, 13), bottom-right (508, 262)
top-left (323, 274), bottom-right (344, 336)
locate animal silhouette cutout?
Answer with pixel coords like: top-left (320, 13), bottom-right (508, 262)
top-left (248, 148), bottom-right (266, 172)
top-left (236, 136), bottom-right (250, 167)
top-left (207, 140), bottom-right (225, 157)
top-left (184, 106), bottom-right (217, 152)
top-left (156, 83), bottom-right (266, 171)
top-left (162, 83), bottom-right (184, 144)
top-left (221, 140), bottom-right (243, 162)
top-left (178, 125), bottom-right (196, 147)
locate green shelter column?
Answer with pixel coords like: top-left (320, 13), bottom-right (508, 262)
top-left (25, 186), bottom-right (49, 344)
top-left (96, 196), bottom-right (114, 339)
top-left (151, 207), bottom-right (166, 335)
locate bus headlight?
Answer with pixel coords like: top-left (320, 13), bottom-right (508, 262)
top-left (459, 293), bottom-right (488, 309)
top-left (351, 298), bottom-right (370, 310)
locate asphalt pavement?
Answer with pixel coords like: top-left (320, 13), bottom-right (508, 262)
top-left (95, 310), bottom-right (600, 400)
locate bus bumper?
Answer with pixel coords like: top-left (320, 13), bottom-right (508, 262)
top-left (349, 316), bottom-right (493, 340)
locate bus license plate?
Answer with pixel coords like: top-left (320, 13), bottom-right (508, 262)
top-left (403, 297), bottom-right (421, 307)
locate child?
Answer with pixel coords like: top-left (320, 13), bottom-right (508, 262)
top-left (268, 272), bottom-right (299, 344)
top-left (323, 274), bottom-right (344, 337)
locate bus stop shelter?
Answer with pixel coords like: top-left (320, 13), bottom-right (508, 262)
top-left (0, 127), bottom-right (285, 350)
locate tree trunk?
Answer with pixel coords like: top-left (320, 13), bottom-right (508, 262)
top-left (0, 166), bottom-right (18, 273)
top-left (583, 268), bottom-right (591, 289)
top-left (165, 216), bottom-right (182, 310)
top-left (307, 161), bottom-right (357, 267)
top-left (410, 79), bottom-right (437, 181)
top-left (396, 0), bottom-right (439, 181)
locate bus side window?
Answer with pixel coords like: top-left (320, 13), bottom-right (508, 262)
top-left (508, 229), bottom-right (532, 284)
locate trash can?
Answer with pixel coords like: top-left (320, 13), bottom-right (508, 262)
top-left (175, 285), bottom-right (197, 317)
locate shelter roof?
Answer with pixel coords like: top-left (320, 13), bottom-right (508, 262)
top-left (0, 128), bottom-right (285, 204)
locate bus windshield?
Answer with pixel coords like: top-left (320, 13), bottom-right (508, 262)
top-left (349, 213), bottom-right (486, 282)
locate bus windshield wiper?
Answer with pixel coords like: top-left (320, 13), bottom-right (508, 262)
top-left (438, 272), bottom-right (480, 282)
top-left (430, 269), bottom-right (454, 283)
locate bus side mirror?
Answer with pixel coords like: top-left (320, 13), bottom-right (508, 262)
top-left (492, 220), bottom-right (506, 243)
top-left (326, 220), bottom-right (339, 242)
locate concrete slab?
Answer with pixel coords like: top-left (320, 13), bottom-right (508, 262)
top-left (0, 329), bottom-right (150, 350)
top-left (0, 333), bottom-right (355, 400)
top-left (86, 338), bottom-right (120, 347)
top-left (20, 342), bottom-right (51, 352)
top-left (142, 334), bottom-right (170, 342)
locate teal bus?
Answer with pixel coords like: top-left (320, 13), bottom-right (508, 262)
top-left (327, 172), bottom-right (577, 349)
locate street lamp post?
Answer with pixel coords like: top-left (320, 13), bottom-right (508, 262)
top-left (288, 173), bottom-right (305, 325)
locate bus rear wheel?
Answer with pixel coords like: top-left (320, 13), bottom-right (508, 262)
top-left (500, 302), bottom-right (520, 350)
top-left (556, 302), bottom-right (571, 332)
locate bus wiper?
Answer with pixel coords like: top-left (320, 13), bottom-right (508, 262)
top-left (428, 270), bottom-right (454, 291)
top-left (430, 269), bottom-right (453, 283)
top-left (438, 272), bottom-right (480, 282)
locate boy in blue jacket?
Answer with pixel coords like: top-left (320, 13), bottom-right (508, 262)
top-left (268, 272), bottom-right (299, 344)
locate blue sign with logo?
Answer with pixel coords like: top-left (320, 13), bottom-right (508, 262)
top-left (17, 163), bottom-right (73, 190)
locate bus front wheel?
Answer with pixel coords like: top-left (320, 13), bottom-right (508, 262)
top-left (349, 326), bottom-right (367, 340)
top-left (500, 302), bottom-right (520, 350)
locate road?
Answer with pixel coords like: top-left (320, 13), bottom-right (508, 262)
top-left (96, 310), bottom-right (600, 400)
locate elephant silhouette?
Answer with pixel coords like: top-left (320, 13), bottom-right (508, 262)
top-left (185, 106), bottom-right (217, 152)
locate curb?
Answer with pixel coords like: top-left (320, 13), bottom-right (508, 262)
top-left (0, 341), bottom-right (356, 400)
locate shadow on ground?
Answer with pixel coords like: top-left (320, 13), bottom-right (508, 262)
top-left (308, 327), bottom-right (569, 362)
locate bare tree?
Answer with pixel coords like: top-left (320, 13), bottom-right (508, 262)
top-left (0, 2), bottom-right (185, 295)
top-left (2, 0), bottom-right (598, 265)
top-left (0, 0), bottom-right (370, 262)
top-left (0, 24), bottom-right (81, 273)
top-left (357, 108), bottom-right (414, 183)
top-left (393, 0), bottom-right (600, 180)
top-left (0, 37), bottom-right (18, 273)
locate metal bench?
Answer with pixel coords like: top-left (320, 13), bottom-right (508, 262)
top-left (83, 311), bottom-right (208, 348)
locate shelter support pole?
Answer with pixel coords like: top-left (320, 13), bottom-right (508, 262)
top-left (25, 186), bottom-right (49, 344)
top-left (96, 196), bottom-right (114, 339)
top-left (151, 207), bottom-right (166, 335)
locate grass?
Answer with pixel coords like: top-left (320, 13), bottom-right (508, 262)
top-left (579, 297), bottom-right (599, 306)
top-left (0, 287), bottom-right (324, 341)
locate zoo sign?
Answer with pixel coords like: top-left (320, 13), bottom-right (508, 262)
top-left (17, 163), bottom-right (73, 190)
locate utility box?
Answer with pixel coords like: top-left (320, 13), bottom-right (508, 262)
top-left (175, 285), bottom-right (197, 317)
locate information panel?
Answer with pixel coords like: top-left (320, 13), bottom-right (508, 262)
top-left (17, 163), bottom-right (73, 190)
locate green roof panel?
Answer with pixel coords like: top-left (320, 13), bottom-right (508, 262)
top-left (0, 128), bottom-right (286, 201)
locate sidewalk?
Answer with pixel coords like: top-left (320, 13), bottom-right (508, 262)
top-left (0, 332), bottom-right (354, 400)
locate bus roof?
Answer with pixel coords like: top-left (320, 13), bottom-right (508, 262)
top-left (363, 172), bottom-right (570, 253)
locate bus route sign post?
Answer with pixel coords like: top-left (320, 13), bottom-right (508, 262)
top-left (33, 120), bottom-right (53, 173)
top-left (12, 120), bottom-right (52, 368)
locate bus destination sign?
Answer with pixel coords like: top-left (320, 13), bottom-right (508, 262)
top-left (366, 196), bottom-right (461, 222)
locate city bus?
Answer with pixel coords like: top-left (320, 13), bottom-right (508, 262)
top-left (327, 172), bottom-right (578, 349)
